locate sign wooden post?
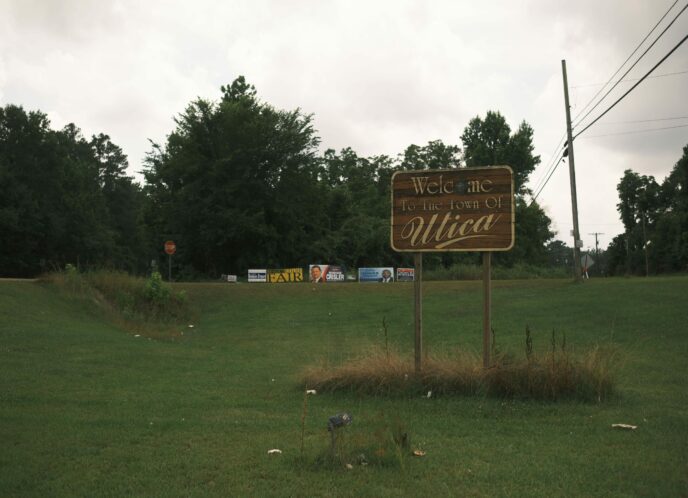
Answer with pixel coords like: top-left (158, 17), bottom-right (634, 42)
top-left (390, 166), bottom-right (514, 370)
top-left (414, 252), bottom-right (423, 373)
top-left (482, 252), bottom-right (492, 368)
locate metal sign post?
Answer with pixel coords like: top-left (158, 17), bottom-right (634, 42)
top-left (164, 241), bottom-right (176, 281)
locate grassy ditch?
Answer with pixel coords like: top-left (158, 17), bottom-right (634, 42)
top-left (42, 266), bottom-right (192, 336)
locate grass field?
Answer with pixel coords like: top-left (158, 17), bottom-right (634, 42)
top-left (1, 276), bottom-right (687, 496)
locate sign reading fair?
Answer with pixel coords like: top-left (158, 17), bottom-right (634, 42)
top-left (391, 166), bottom-right (515, 252)
top-left (268, 268), bottom-right (303, 283)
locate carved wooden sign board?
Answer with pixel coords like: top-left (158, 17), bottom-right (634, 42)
top-left (390, 166), bottom-right (515, 252)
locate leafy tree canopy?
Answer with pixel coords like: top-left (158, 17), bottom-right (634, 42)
top-left (461, 110), bottom-right (540, 195)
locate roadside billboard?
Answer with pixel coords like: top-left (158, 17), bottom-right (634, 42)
top-left (267, 268), bottom-right (304, 283)
top-left (358, 267), bottom-right (395, 283)
top-left (309, 264), bottom-right (345, 283)
top-left (248, 269), bottom-right (267, 283)
top-left (396, 268), bottom-right (415, 282)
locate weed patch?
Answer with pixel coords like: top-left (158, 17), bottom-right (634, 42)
top-left (300, 409), bottom-right (412, 471)
top-left (302, 330), bottom-right (619, 402)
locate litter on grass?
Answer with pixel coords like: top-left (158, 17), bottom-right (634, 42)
top-left (267, 449), bottom-right (282, 455)
top-left (612, 423), bottom-right (638, 430)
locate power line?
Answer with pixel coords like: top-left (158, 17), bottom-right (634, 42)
top-left (570, 69), bottom-right (688, 88)
top-left (570, 0), bottom-right (680, 124)
top-left (573, 2), bottom-right (688, 129)
top-left (595, 116), bottom-right (688, 125)
top-left (531, 156), bottom-right (565, 203)
top-left (531, 116), bottom-right (688, 200)
top-left (529, 4), bottom-right (687, 206)
top-left (573, 34), bottom-right (688, 140)
top-left (578, 123), bottom-right (688, 138)
top-left (530, 132), bottom-right (566, 198)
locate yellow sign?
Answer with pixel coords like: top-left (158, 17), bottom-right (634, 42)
top-left (267, 268), bottom-right (304, 283)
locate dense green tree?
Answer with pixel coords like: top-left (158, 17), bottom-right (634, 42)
top-left (399, 140), bottom-right (461, 171)
top-left (90, 133), bottom-right (148, 272)
top-left (459, 111), bottom-right (553, 266)
top-left (143, 77), bottom-right (324, 276)
top-left (0, 105), bottom-right (146, 276)
top-left (605, 233), bottom-right (629, 276)
top-left (545, 239), bottom-right (572, 269)
top-left (610, 145), bottom-right (688, 275)
top-left (461, 111), bottom-right (539, 195)
top-left (617, 170), bottom-right (661, 230)
top-left (615, 170), bottom-right (661, 275)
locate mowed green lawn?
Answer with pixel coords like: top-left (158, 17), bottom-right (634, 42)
top-left (1, 276), bottom-right (686, 497)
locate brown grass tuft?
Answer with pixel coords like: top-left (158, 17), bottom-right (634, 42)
top-left (301, 345), bottom-right (618, 402)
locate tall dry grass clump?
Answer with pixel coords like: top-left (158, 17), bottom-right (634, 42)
top-left (302, 328), bottom-right (619, 402)
top-left (302, 347), bottom-right (417, 395)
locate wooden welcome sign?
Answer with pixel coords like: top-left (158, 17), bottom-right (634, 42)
top-left (390, 166), bottom-right (514, 252)
top-left (390, 166), bottom-right (515, 371)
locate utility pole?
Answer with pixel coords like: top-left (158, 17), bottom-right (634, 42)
top-left (589, 232), bottom-right (604, 257)
top-left (562, 60), bottom-right (583, 282)
top-left (589, 231), bottom-right (604, 276)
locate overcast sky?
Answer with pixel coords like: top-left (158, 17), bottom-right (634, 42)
top-left (1, 0), bottom-right (687, 251)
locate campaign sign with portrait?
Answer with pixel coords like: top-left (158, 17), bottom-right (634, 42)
top-left (248, 269), bottom-right (267, 283)
top-left (396, 268), bottom-right (415, 282)
top-left (309, 265), bottom-right (345, 283)
top-left (358, 267), bottom-right (395, 283)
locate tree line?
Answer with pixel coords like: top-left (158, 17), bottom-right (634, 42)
top-left (606, 146), bottom-right (688, 275)
top-left (2, 76), bottom-right (683, 278)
